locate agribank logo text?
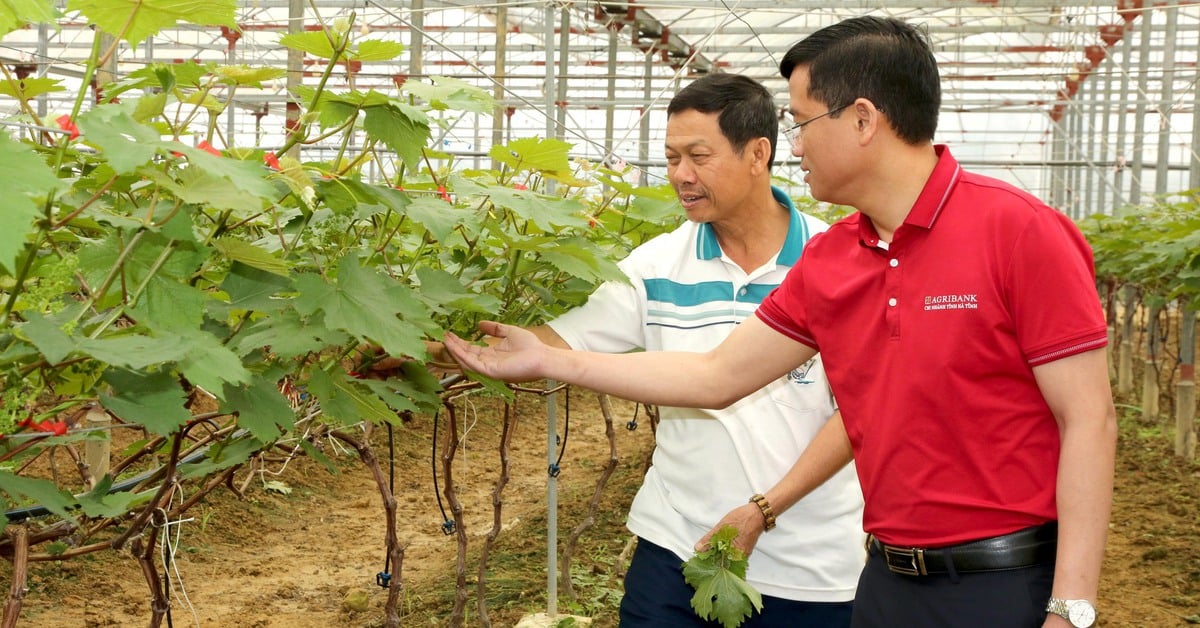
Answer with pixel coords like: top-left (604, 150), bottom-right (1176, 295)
top-left (923, 293), bottom-right (979, 311)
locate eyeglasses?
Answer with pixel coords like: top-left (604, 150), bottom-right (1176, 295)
top-left (781, 104), bottom-right (850, 147)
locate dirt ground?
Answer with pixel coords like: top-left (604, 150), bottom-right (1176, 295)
top-left (3, 384), bottom-right (1200, 627)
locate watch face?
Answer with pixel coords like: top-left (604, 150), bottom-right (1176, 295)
top-left (1068, 601), bottom-right (1096, 627)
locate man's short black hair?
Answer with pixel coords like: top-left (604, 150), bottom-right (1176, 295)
top-left (668, 72), bottom-right (779, 168)
top-left (780, 16), bottom-right (940, 144)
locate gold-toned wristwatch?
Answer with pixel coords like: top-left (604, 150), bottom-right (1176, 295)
top-left (1046, 598), bottom-right (1096, 627)
top-left (748, 493), bottom-right (776, 531)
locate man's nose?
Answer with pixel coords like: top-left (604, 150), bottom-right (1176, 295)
top-left (670, 160), bottom-right (695, 183)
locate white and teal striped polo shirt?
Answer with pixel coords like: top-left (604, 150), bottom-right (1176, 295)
top-left (548, 186), bottom-right (866, 603)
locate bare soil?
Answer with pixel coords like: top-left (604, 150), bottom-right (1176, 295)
top-left (3, 385), bottom-right (1199, 627)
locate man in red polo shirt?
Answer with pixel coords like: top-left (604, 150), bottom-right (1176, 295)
top-left (444, 15), bottom-right (1116, 628)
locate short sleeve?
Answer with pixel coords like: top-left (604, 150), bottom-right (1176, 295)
top-left (756, 258), bottom-right (818, 350)
top-left (547, 263), bottom-right (648, 353)
top-left (1006, 209), bottom-right (1108, 365)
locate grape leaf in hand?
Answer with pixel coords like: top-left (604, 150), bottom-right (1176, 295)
top-left (682, 525), bottom-right (764, 628)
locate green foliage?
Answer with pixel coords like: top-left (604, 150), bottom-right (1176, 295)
top-left (682, 525), bottom-right (763, 628)
top-left (0, 0), bottom-right (679, 529)
top-left (68, 0), bottom-right (237, 49)
top-left (1080, 192), bottom-right (1200, 309)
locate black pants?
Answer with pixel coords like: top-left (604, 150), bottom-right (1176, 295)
top-left (850, 550), bottom-right (1055, 627)
top-left (619, 537), bottom-right (854, 627)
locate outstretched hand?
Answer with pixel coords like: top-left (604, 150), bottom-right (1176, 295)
top-left (443, 320), bottom-right (552, 382)
top-left (695, 503), bottom-right (767, 558)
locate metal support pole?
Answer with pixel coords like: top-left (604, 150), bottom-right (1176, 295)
top-left (1128, 9), bottom-right (1153, 207)
top-left (1098, 52), bottom-right (1114, 215)
top-left (410, 0), bottom-right (424, 80)
top-left (1049, 103), bottom-right (1067, 209)
top-left (542, 7), bottom-right (559, 619)
top-left (1112, 25), bottom-right (1133, 213)
top-left (491, 0), bottom-right (507, 169)
top-left (36, 24), bottom-right (48, 118)
top-left (285, 0), bottom-right (303, 159)
top-left (1084, 74), bottom-right (1098, 217)
top-left (638, 53), bottom-right (652, 186)
top-left (605, 24), bottom-right (618, 164)
top-left (1067, 95), bottom-right (1081, 218)
top-left (555, 6), bottom-right (569, 144)
top-left (1177, 308), bottom-right (1196, 459)
top-left (1154, 7), bottom-right (1178, 197)
top-left (1179, 52), bottom-right (1200, 459)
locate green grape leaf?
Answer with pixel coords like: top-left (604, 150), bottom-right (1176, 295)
top-left (305, 366), bottom-right (395, 426)
top-left (0, 76), bottom-right (64, 99)
top-left (212, 239), bottom-right (290, 278)
top-left (233, 310), bottom-right (344, 359)
top-left (536, 237), bottom-right (626, 284)
top-left (77, 333), bottom-right (188, 368)
top-left (278, 30), bottom-right (336, 59)
top-left (355, 361), bottom-right (443, 416)
top-left (362, 102), bottom-right (430, 169)
top-left (100, 369), bottom-right (191, 436)
top-left (0, 132), bottom-right (67, 273)
top-left (293, 255), bottom-right (432, 360)
top-left (350, 39), bottom-right (406, 62)
top-left (75, 475), bottom-right (150, 518)
top-left (68, 0), bottom-right (237, 49)
top-left (212, 64), bottom-right (286, 87)
top-left (413, 266), bottom-right (501, 314)
top-left (173, 330), bottom-right (251, 393)
top-left (130, 276), bottom-right (207, 332)
top-left (75, 103), bottom-right (162, 173)
top-left (682, 525), bottom-right (763, 628)
top-left (168, 166), bottom-right (267, 213)
top-left (220, 261), bottom-right (292, 312)
top-left (401, 195), bottom-right (471, 243)
top-left (171, 144), bottom-right (278, 200)
top-left (453, 176), bottom-right (588, 232)
top-left (0, 472), bottom-right (78, 526)
top-left (19, 312), bottom-right (75, 365)
top-left (220, 376), bottom-right (296, 441)
top-left (403, 76), bottom-right (495, 114)
top-left (0, 0), bottom-right (59, 37)
top-left (488, 136), bottom-right (572, 173)
top-left (177, 435), bottom-right (264, 479)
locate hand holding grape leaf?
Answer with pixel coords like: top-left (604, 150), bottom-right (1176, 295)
top-left (682, 525), bottom-right (764, 628)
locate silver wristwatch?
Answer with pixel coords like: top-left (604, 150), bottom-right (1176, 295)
top-left (1046, 598), bottom-right (1097, 627)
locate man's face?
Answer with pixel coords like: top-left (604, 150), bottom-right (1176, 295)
top-left (786, 68), bottom-right (853, 203)
top-left (664, 109), bottom-right (755, 224)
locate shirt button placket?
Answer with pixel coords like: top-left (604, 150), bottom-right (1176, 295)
top-left (885, 257), bottom-right (901, 338)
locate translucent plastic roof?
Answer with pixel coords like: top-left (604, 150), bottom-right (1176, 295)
top-left (3, 1), bottom-right (1198, 214)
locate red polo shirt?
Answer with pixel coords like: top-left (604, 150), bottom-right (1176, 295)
top-left (757, 146), bottom-right (1107, 547)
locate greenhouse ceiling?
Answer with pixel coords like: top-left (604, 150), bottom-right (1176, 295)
top-left (2, 1), bottom-right (1199, 216)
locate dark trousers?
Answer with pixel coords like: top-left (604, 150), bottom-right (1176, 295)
top-left (850, 551), bottom-right (1055, 628)
top-left (619, 537), bottom-right (854, 628)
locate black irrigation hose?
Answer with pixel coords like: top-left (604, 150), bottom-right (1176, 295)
top-left (382, 422), bottom-right (395, 577)
top-left (375, 421), bottom-right (399, 588)
top-left (429, 406), bottom-right (454, 534)
top-left (550, 386), bottom-right (570, 476)
top-left (2, 430), bottom-right (251, 523)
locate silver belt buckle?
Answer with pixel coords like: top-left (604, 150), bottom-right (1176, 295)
top-left (882, 544), bottom-right (928, 576)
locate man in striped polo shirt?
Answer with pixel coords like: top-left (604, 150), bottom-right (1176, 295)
top-left (532, 73), bottom-right (865, 626)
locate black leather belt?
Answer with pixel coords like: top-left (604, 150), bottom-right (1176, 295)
top-left (868, 522), bottom-right (1057, 576)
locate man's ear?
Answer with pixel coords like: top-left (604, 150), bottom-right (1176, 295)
top-left (853, 98), bottom-right (884, 144)
top-left (749, 136), bottom-right (773, 174)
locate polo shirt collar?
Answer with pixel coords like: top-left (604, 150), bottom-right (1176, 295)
top-left (904, 144), bottom-right (962, 230)
top-left (856, 145), bottom-right (961, 248)
top-left (696, 185), bottom-right (811, 265)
